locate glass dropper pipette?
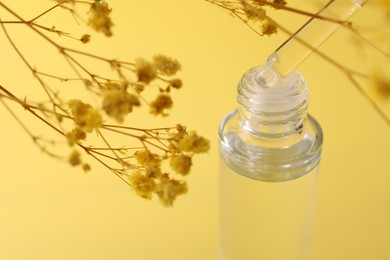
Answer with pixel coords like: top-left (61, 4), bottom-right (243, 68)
top-left (267, 0), bottom-right (368, 78)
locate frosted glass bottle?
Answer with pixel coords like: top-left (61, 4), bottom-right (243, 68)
top-left (219, 65), bottom-right (323, 260)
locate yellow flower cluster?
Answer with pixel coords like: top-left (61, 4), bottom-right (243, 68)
top-left (169, 78), bottom-right (183, 90)
top-left (126, 126), bottom-right (209, 206)
top-left (134, 149), bottom-right (162, 178)
top-left (135, 58), bottom-right (158, 84)
top-left (131, 55), bottom-right (183, 117)
top-left (130, 149), bottom-right (187, 206)
top-left (102, 82), bottom-right (140, 122)
top-left (156, 174), bottom-right (188, 207)
top-left (150, 94), bottom-right (173, 116)
top-left (240, 0), bottom-right (280, 36)
top-left (80, 34), bottom-right (91, 44)
top-left (128, 171), bottom-right (156, 199)
top-left (135, 55), bottom-right (182, 84)
top-left (68, 99), bottom-right (102, 132)
top-left (178, 131), bottom-right (210, 153)
top-left (128, 171), bottom-right (187, 206)
top-left (260, 19), bottom-right (278, 36)
top-left (66, 127), bottom-right (86, 146)
top-left (153, 55), bottom-right (182, 76)
top-left (68, 149), bottom-right (81, 166)
top-left (68, 149), bottom-right (91, 173)
top-left (170, 155), bottom-right (192, 176)
top-left (88, 1), bottom-right (113, 37)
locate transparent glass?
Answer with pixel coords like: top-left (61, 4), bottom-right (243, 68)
top-left (218, 65), bottom-right (323, 259)
top-left (219, 163), bottom-right (319, 260)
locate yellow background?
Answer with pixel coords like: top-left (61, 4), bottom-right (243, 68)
top-left (1, 1), bottom-right (389, 259)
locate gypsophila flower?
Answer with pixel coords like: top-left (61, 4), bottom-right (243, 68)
top-left (135, 58), bottom-right (157, 84)
top-left (261, 18), bottom-right (278, 36)
top-left (153, 54), bottom-right (181, 76)
top-left (175, 124), bottom-right (187, 136)
top-left (80, 34), bottom-right (91, 44)
top-left (68, 99), bottom-right (102, 132)
top-left (69, 149), bottom-right (82, 166)
top-left (88, 1), bottom-right (113, 37)
top-left (169, 79), bottom-right (183, 89)
top-left (169, 124), bottom-right (188, 144)
top-left (66, 127), bottom-right (87, 146)
top-left (134, 149), bottom-right (162, 177)
top-left (135, 149), bottom-right (161, 167)
top-left (170, 155), bottom-right (192, 176)
top-left (102, 83), bottom-right (140, 122)
top-left (179, 131), bottom-right (210, 153)
top-left (150, 94), bottom-right (173, 116)
top-left (155, 174), bottom-right (188, 207)
top-left (211, 0), bottom-right (279, 36)
top-left (129, 171), bottom-right (156, 199)
top-left (82, 163), bottom-right (91, 172)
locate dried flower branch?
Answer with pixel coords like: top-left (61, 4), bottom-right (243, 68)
top-left (0, 1), bottom-right (209, 206)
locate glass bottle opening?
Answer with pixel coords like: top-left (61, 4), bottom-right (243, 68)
top-left (219, 65), bottom-right (323, 182)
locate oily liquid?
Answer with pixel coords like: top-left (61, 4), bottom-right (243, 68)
top-left (219, 162), bottom-right (319, 260)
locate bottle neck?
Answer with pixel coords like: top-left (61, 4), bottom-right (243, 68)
top-left (237, 65), bottom-right (309, 139)
top-left (219, 65), bottom-right (323, 182)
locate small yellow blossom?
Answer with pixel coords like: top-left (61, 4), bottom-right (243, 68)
top-left (69, 150), bottom-right (81, 166)
top-left (129, 171), bottom-right (156, 200)
top-left (66, 127), bottom-right (87, 146)
top-left (176, 124), bottom-right (187, 134)
top-left (135, 149), bottom-right (161, 167)
top-left (261, 18), bottom-right (278, 36)
top-left (134, 149), bottom-right (162, 178)
top-left (179, 132), bottom-right (210, 153)
top-left (82, 164), bottom-right (91, 172)
top-left (88, 1), bottom-right (113, 37)
top-left (169, 79), bottom-right (183, 89)
top-left (68, 99), bottom-right (102, 132)
top-left (155, 174), bottom-right (188, 207)
top-left (150, 94), bottom-right (173, 116)
top-left (169, 124), bottom-right (187, 142)
top-left (153, 54), bottom-right (181, 76)
top-left (102, 86), bottom-right (140, 122)
top-left (170, 155), bottom-right (192, 176)
top-left (80, 34), bottom-right (91, 44)
top-left (135, 58), bottom-right (157, 84)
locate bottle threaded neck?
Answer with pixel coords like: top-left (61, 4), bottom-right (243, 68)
top-left (237, 65), bottom-right (309, 137)
top-left (219, 65), bottom-right (323, 182)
